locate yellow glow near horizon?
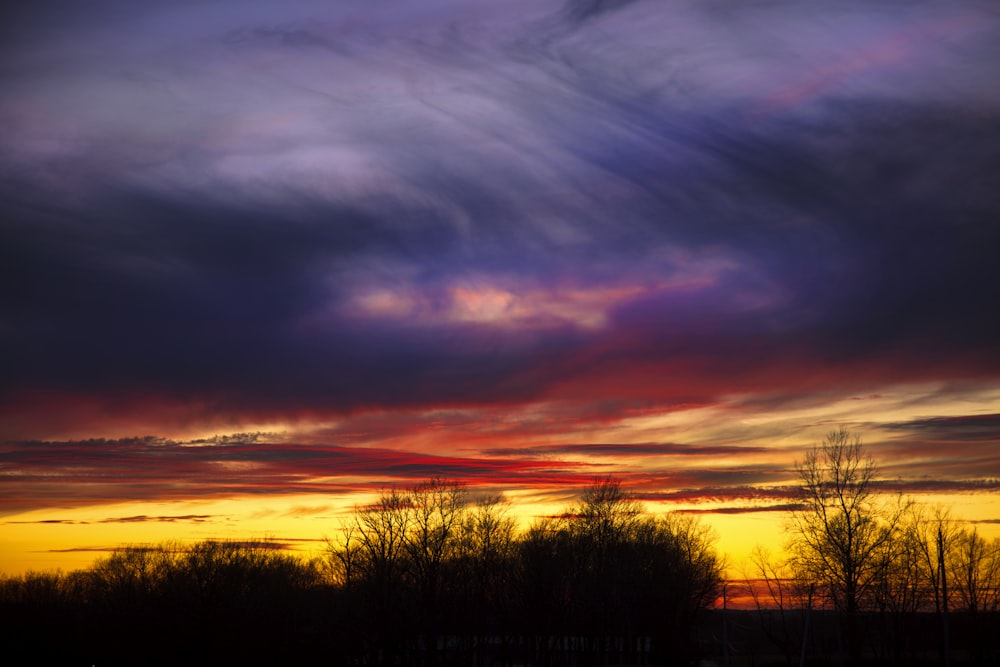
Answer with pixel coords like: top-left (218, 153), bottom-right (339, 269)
top-left (4, 381), bottom-right (999, 578)
top-left (6, 489), bottom-right (1000, 579)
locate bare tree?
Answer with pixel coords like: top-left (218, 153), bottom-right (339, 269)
top-left (352, 486), bottom-right (412, 593)
top-left (405, 477), bottom-right (467, 606)
top-left (659, 512), bottom-right (726, 615)
top-left (462, 493), bottom-right (515, 551)
top-left (788, 428), bottom-right (904, 662)
top-left (872, 508), bottom-right (931, 664)
top-left (456, 493), bottom-right (517, 665)
top-left (948, 527), bottom-right (1000, 664)
top-left (335, 487), bottom-right (414, 660)
top-left (458, 492), bottom-right (517, 595)
top-left (907, 505), bottom-right (960, 615)
top-left (745, 545), bottom-right (814, 666)
top-left (571, 475), bottom-right (643, 546)
top-left (403, 478), bottom-right (467, 663)
top-left (949, 526), bottom-right (1000, 614)
top-left (324, 520), bottom-right (361, 587)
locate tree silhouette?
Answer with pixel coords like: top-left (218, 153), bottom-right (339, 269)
top-left (342, 486), bottom-right (414, 660)
top-left (744, 545), bottom-right (815, 666)
top-left (404, 477), bottom-right (466, 663)
top-left (19, 467), bottom-right (1000, 665)
top-left (948, 525), bottom-right (1000, 664)
top-left (452, 493), bottom-right (517, 665)
top-left (509, 477), bottom-right (722, 666)
top-left (788, 428), bottom-right (906, 663)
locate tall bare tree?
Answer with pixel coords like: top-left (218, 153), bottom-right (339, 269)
top-left (458, 492), bottom-right (516, 599)
top-left (788, 428), bottom-right (904, 662)
top-left (571, 475), bottom-right (643, 546)
top-left (405, 477), bottom-right (467, 606)
top-left (906, 505), bottom-right (959, 615)
top-left (949, 527), bottom-right (1000, 664)
top-left (744, 546), bottom-right (814, 666)
top-left (404, 477), bottom-right (466, 663)
top-left (949, 526), bottom-right (1000, 614)
top-left (455, 493), bottom-right (517, 665)
top-left (353, 486), bottom-right (412, 592)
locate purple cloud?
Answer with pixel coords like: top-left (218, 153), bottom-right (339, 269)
top-left (0, 0), bottom-right (998, 531)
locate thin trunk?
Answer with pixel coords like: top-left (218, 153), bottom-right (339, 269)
top-left (798, 583), bottom-right (814, 667)
top-left (939, 527), bottom-right (951, 667)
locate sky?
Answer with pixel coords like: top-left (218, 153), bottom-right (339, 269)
top-left (2, 0), bottom-right (999, 576)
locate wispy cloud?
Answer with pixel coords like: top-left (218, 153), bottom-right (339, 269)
top-left (2, 0), bottom-right (997, 439)
top-left (7, 514), bottom-right (215, 525)
top-left (675, 504), bottom-right (807, 515)
top-left (0, 437), bottom-right (599, 513)
top-left (0, 0), bottom-right (998, 545)
top-left (883, 414), bottom-right (1000, 441)
top-left (484, 442), bottom-right (770, 458)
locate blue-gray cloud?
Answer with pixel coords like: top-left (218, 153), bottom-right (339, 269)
top-left (1, 0), bottom-right (998, 436)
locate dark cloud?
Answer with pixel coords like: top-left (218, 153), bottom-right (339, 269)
top-left (0, 437), bottom-right (597, 513)
top-left (865, 415), bottom-right (1000, 480)
top-left (195, 539), bottom-right (298, 551)
top-left (98, 514), bottom-right (214, 524)
top-left (560, 0), bottom-right (639, 24)
top-left (636, 485), bottom-right (804, 505)
top-left (883, 414), bottom-right (1000, 441)
top-left (4, 430), bottom-right (997, 518)
top-left (875, 479), bottom-right (1000, 495)
top-left (42, 538), bottom-right (318, 554)
top-left (1, 1), bottom-right (998, 434)
top-left (675, 503), bottom-right (807, 515)
top-left (6, 514), bottom-right (215, 525)
top-left (484, 442), bottom-right (770, 458)
top-left (0, 0), bottom-right (998, 530)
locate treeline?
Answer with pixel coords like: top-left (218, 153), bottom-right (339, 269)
top-left (0, 540), bottom-right (324, 666)
top-left (0, 477), bottom-right (723, 666)
top-left (744, 429), bottom-right (1000, 666)
top-left (6, 430), bottom-right (1000, 667)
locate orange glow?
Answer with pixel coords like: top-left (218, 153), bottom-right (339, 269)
top-left (5, 380), bottom-right (1000, 576)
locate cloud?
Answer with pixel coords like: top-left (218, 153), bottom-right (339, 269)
top-left (485, 442), bottom-right (770, 458)
top-left (883, 414), bottom-right (1000, 441)
top-left (675, 503), bottom-right (807, 515)
top-left (44, 546), bottom-right (123, 554)
top-left (6, 514), bottom-right (215, 525)
top-left (0, 3), bottom-right (1000, 438)
top-left (860, 414), bottom-right (1000, 479)
top-left (194, 539), bottom-right (300, 551)
top-left (0, 0), bottom-right (997, 529)
top-left (98, 515), bottom-right (215, 524)
top-left (636, 485), bottom-right (804, 505)
top-left (876, 479), bottom-right (1000, 495)
top-left (42, 537), bottom-right (322, 554)
top-left (0, 436), bottom-right (599, 513)
top-left (4, 424), bottom-right (998, 518)
top-left (281, 505), bottom-right (333, 518)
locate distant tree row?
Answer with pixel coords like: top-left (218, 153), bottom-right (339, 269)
top-left (746, 428), bottom-right (1000, 666)
top-left (0, 539), bottom-right (325, 665)
top-left (4, 430), bottom-right (999, 665)
top-left (325, 476), bottom-right (723, 665)
top-left (0, 477), bottom-right (723, 666)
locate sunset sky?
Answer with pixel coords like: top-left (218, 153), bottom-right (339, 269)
top-left (2, 0), bottom-right (1000, 576)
